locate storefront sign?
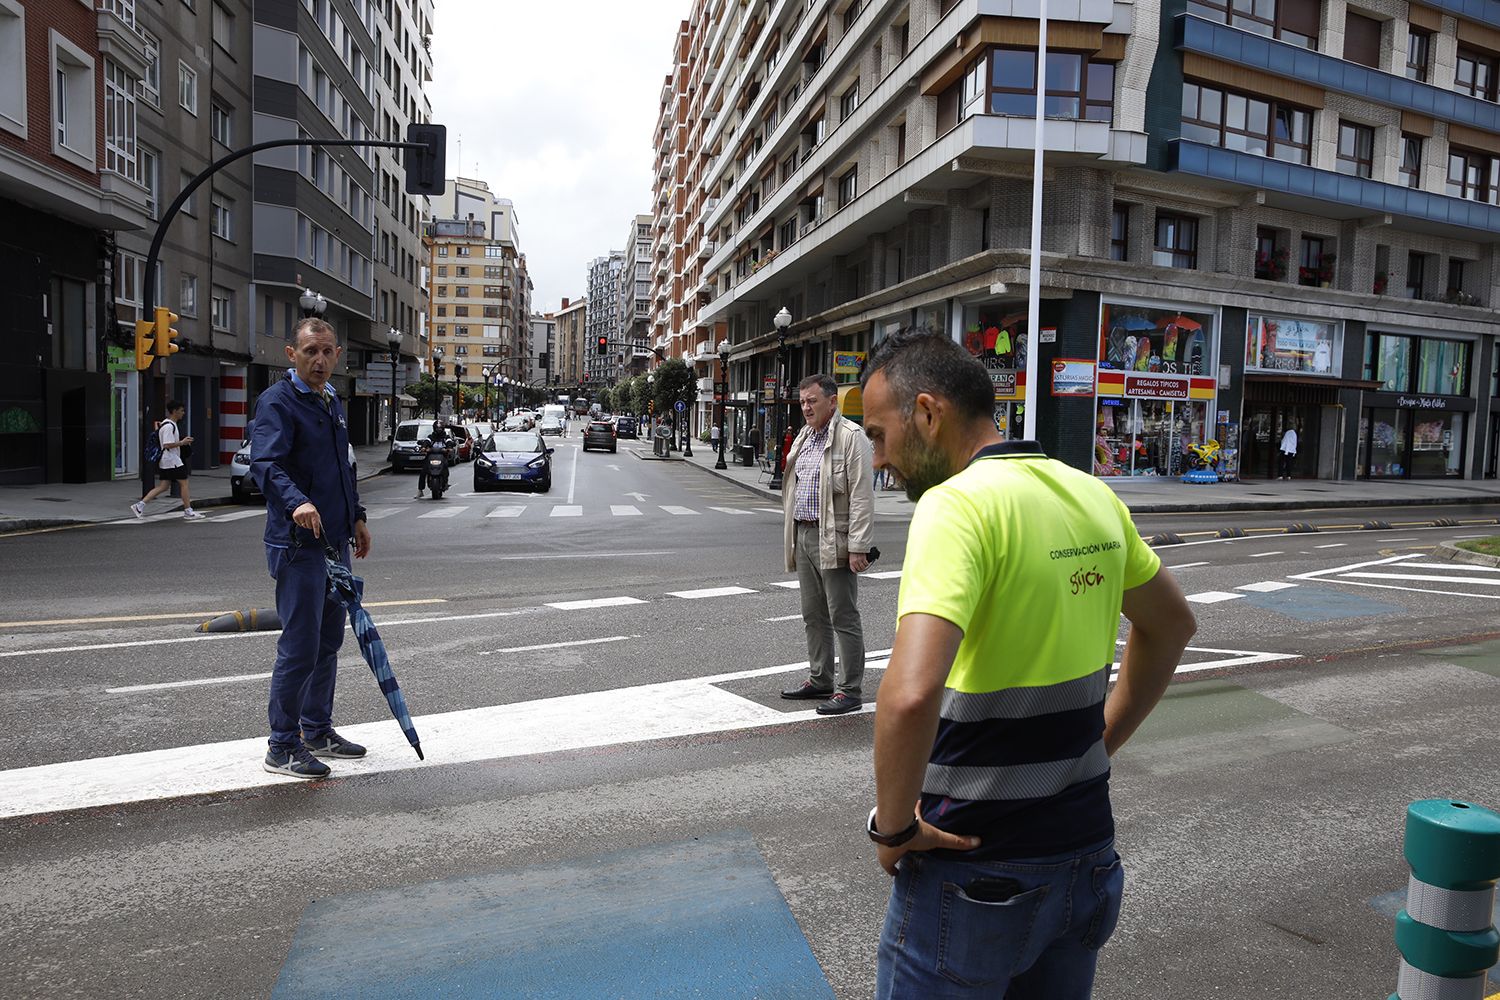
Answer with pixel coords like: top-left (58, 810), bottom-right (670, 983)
top-left (1123, 375), bottom-right (1189, 400)
top-left (1397, 396), bottom-right (1452, 410)
top-left (1039, 327), bottom-right (1057, 344)
top-left (1051, 360), bottom-right (1096, 397)
top-left (1245, 315), bottom-right (1339, 375)
top-left (762, 376), bottom-right (777, 402)
top-left (990, 367), bottom-right (1017, 396)
top-left (1366, 392), bottom-right (1474, 412)
top-left (833, 351), bottom-right (866, 376)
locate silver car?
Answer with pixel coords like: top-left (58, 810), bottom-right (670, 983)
top-left (231, 438), bottom-right (358, 503)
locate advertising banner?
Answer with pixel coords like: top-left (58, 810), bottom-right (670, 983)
top-left (833, 351), bottom-right (866, 376)
top-left (1051, 359), bottom-right (1096, 397)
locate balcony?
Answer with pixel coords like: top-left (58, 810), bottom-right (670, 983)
top-left (96, 0), bottom-right (150, 77)
top-left (697, 240), bottom-right (717, 260)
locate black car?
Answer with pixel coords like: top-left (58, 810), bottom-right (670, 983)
top-left (614, 416), bottom-right (638, 439)
top-left (581, 419), bottom-right (617, 453)
top-left (473, 431), bottom-right (553, 492)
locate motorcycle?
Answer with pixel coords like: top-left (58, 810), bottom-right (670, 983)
top-left (421, 439), bottom-right (451, 499)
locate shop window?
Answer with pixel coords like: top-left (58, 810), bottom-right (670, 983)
top-left (961, 304), bottom-right (1027, 439)
top-left (1406, 251), bottom-right (1426, 298)
top-left (1185, 0), bottom-right (1318, 49)
top-left (1360, 408), bottom-right (1409, 477)
top-left (1298, 236), bottom-right (1328, 286)
top-left (1153, 213), bottom-right (1198, 269)
top-left (1181, 82), bottom-right (1312, 164)
top-left (1245, 314), bottom-right (1340, 374)
top-left (1344, 13), bottom-right (1382, 69)
top-left (1367, 332), bottom-right (1413, 390)
top-left (1400, 134), bottom-right (1422, 188)
top-left (1455, 49), bottom-right (1498, 102)
top-left (1336, 121), bottom-right (1374, 178)
top-left (1407, 29), bottom-right (1431, 82)
top-left (1417, 337), bottom-right (1470, 395)
top-left (1110, 204), bottom-right (1128, 261)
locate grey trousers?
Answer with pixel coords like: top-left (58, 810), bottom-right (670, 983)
top-left (795, 521), bottom-right (865, 696)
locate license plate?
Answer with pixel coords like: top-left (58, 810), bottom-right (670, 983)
top-left (499, 473), bottom-right (523, 480)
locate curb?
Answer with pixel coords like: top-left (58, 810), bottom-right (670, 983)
top-left (1145, 515), bottom-right (1500, 547)
top-left (629, 447), bottom-right (684, 463)
top-left (1433, 540), bottom-right (1500, 567)
top-left (1125, 493), bottom-right (1500, 514)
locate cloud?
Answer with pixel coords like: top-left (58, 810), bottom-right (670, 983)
top-left (428, 0), bottom-right (687, 315)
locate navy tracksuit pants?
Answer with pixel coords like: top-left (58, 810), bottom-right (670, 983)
top-left (266, 543), bottom-right (349, 750)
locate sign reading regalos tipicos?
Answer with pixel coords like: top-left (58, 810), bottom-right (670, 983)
top-left (1123, 375), bottom-right (1189, 400)
top-left (1095, 369), bottom-right (1217, 401)
top-left (833, 351), bottom-right (866, 376)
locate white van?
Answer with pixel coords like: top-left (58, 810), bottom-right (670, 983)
top-left (539, 404), bottom-right (567, 436)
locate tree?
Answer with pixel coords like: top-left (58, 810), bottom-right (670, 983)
top-left (651, 358), bottom-right (694, 416)
top-left (597, 386), bottom-right (614, 413)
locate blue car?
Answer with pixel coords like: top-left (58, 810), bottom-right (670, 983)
top-left (473, 431), bottom-right (553, 493)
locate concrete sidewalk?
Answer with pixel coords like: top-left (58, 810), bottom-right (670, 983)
top-left (668, 440), bottom-right (1500, 514)
top-left (0, 441), bottom-right (394, 533)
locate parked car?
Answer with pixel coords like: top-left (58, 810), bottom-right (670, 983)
top-left (449, 424), bottom-right (475, 462)
top-left (231, 437), bottom-right (358, 503)
top-left (473, 431), bottom-right (553, 493)
top-left (614, 415), bottom-right (638, 439)
top-left (388, 419), bottom-right (458, 472)
top-left (582, 419), bottom-right (618, 453)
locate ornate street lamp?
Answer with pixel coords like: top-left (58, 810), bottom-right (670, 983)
top-left (714, 339), bottom-right (731, 470)
top-left (768, 307), bottom-right (792, 490)
top-left (431, 347), bottom-right (444, 420)
top-left (482, 363), bottom-right (500, 421)
top-left (453, 363), bottom-right (465, 419)
top-left (386, 327), bottom-right (401, 441)
top-left (298, 288), bottom-right (327, 319)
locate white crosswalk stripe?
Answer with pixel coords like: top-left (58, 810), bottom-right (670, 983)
top-left (550, 506), bottom-right (583, 517)
top-left (362, 507), bottom-right (403, 520)
top-left (486, 506), bottom-right (526, 518)
top-left (1186, 591), bottom-right (1245, 604)
top-left (1236, 581), bottom-right (1298, 593)
top-left (209, 509), bottom-right (266, 522)
top-left (707, 506), bottom-right (753, 515)
top-left (417, 506), bottom-right (469, 518)
top-left (769, 580), bottom-right (800, 589)
top-left (668, 586), bottom-right (758, 600)
top-left (659, 505), bottom-right (699, 515)
top-left (611, 505), bottom-right (643, 516)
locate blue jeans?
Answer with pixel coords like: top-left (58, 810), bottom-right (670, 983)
top-left (876, 839), bottom-right (1124, 999)
top-left (266, 543), bottom-right (348, 751)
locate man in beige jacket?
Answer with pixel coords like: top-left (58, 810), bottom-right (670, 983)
top-left (780, 373), bottom-right (876, 715)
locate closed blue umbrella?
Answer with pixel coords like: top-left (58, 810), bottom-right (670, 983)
top-left (319, 540), bottom-right (424, 760)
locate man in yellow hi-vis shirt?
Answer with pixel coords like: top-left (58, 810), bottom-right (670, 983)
top-left (859, 329), bottom-right (1196, 1000)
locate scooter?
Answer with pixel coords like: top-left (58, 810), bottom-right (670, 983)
top-left (422, 440), bottom-right (450, 500)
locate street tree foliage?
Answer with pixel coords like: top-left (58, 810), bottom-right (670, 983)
top-left (596, 386), bottom-right (614, 413)
top-left (625, 374), bottom-right (649, 415)
top-left (651, 359), bottom-right (693, 414)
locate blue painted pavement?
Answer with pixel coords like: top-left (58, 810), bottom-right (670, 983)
top-left (272, 828), bottom-right (835, 999)
top-left (1239, 585), bottom-right (1404, 623)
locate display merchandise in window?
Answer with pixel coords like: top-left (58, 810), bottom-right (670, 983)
top-left (1099, 308), bottom-right (1208, 376)
top-left (1094, 399), bottom-right (1208, 478)
top-left (1245, 315), bottom-right (1338, 374)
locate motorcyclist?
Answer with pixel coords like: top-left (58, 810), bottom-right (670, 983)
top-left (415, 420), bottom-right (452, 499)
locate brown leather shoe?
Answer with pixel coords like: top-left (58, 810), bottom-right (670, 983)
top-left (780, 679), bottom-right (834, 700)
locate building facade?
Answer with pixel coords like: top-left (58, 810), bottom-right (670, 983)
top-left (1, 0), bottom-right (154, 484)
top-left (529, 311), bottom-right (556, 388)
top-left (618, 213), bottom-right (655, 379)
top-left (653, 0), bottom-right (1500, 481)
top-left (585, 251), bottom-right (624, 385)
top-left (554, 296), bottom-right (587, 392)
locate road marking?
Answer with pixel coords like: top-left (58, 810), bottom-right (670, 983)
top-left (1384, 537), bottom-right (1419, 542)
top-left (1186, 591), bottom-right (1245, 604)
top-left (624, 491), bottom-right (650, 501)
top-left (486, 506), bottom-right (526, 518)
top-left (611, 505), bottom-right (643, 516)
top-left (707, 506), bottom-right (753, 515)
top-left (769, 581), bottom-right (800, 589)
top-left (1288, 553), bottom-right (1500, 601)
top-left (1249, 551), bottom-right (1281, 558)
top-left (545, 596), bottom-right (646, 610)
top-left (1342, 571), bottom-right (1500, 587)
top-left (1394, 561), bottom-right (1500, 572)
top-left (1167, 561), bottom-right (1210, 570)
top-left (567, 443), bottom-right (579, 504)
top-left (764, 613), bottom-right (802, 621)
top-left (1315, 542), bottom-right (1347, 549)
top-left (866, 570), bottom-right (903, 580)
top-left (209, 509), bottom-right (266, 522)
top-left (1236, 581), bottom-right (1298, 593)
top-left (480, 635), bottom-right (638, 655)
top-left (668, 586), bottom-right (758, 600)
top-left (660, 506), bottom-right (699, 515)
top-left (0, 598), bottom-right (446, 631)
top-left (550, 506), bottom-right (583, 517)
top-left (108, 671), bottom-right (272, 694)
top-left (363, 507), bottom-right (403, 520)
top-left (754, 507), bottom-right (783, 514)
top-left (417, 506), bottom-right (469, 518)
top-left (485, 550), bottom-right (676, 561)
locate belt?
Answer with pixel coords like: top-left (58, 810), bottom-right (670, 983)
top-left (796, 519), bottom-right (818, 526)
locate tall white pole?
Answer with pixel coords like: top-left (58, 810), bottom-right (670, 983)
top-left (1022, 0), bottom-right (1048, 441)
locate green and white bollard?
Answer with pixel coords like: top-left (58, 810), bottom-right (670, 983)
top-left (1392, 799), bottom-right (1500, 1000)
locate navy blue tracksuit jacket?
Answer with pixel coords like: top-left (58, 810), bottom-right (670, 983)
top-left (250, 371), bottom-right (365, 550)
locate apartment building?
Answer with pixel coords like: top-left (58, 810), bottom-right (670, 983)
top-left (0, 0), bottom-right (155, 484)
top-left (431, 177), bottom-right (532, 378)
top-left (425, 213), bottom-right (532, 398)
top-left (529, 311), bottom-right (556, 387)
top-left (585, 251), bottom-right (624, 385)
top-left (618, 213), bottom-right (655, 378)
top-left (652, 0), bottom-right (1500, 482)
top-left (554, 296), bottom-right (588, 390)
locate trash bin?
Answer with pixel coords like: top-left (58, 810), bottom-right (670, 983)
top-left (738, 445), bottom-right (755, 467)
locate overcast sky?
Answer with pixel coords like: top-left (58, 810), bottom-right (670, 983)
top-left (427, 0), bottom-right (689, 315)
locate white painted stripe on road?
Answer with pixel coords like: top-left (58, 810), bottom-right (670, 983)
top-left (567, 443), bottom-right (579, 504)
top-left (611, 505), bottom-right (643, 516)
top-left (1341, 571), bottom-right (1500, 587)
top-left (866, 570), bottom-right (903, 579)
top-left (660, 506), bottom-right (699, 515)
top-left (1249, 551), bottom-right (1281, 558)
top-left (1186, 591), bottom-right (1245, 604)
top-left (708, 506), bottom-right (753, 515)
top-left (1315, 542), bottom-right (1347, 549)
top-left (754, 507), bottom-right (782, 514)
top-left (769, 581), bottom-right (800, 589)
top-left (550, 506), bottom-right (583, 517)
top-left (668, 586), bottom-right (757, 600)
top-left (764, 613), bottom-right (803, 621)
top-left (108, 671), bottom-right (272, 694)
top-left (418, 506), bottom-right (469, 518)
top-left (1236, 581), bottom-right (1298, 593)
top-left (486, 506), bottom-right (526, 518)
top-left (1166, 561), bottom-right (1210, 570)
top-left (209, 509), bottom-right (267, 522)
top-left (1395, 561), bottom-right (1500, 573)
top-left (363, 507), bottom-right (403, 519)
top-left (481, 635), bottom-right (638, 655)
top-left (545, 596), bottom-right (646, 610)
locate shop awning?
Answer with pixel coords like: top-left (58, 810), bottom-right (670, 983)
top-left (1244, 373), bottom-right (1382, 391)
top-left (396, 394), bottom-right (419, 405)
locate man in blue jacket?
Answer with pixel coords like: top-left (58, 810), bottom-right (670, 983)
top-left (250, 318), bottom-right (372, 778)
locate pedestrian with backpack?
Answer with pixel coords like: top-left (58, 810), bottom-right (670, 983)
top-left (131, 400), bottom-right (205, 520)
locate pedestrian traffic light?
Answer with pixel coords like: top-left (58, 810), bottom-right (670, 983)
top-left (153, 307), bottom-right (180, 359)
top-left (134, 318), bottom-right (156, 370)
top-left (403, 123), bottom-right (447, 195)
top-left (596, 336), bottom-right (608, 356)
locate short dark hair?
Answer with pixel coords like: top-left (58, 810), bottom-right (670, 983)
top-left (860, 327), bottom-right (994, 421)
top-left (797, 373), bottom-right (837, 397)
top-left (292, 317), bottom-right (339, 347)
top-left (165, 399), bottom-right (184, 412)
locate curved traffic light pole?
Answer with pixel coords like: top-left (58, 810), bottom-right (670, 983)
top-left (136, 134), bottom-right (440, 494)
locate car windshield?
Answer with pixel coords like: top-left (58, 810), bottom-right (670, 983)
top-left (395, 423), bottom-right (431, 441)
top-left (590, 422), bottom-right (611, 430)
top-left (485, 433), bottom-right (542, 452)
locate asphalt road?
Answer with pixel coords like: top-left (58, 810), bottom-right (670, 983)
top-left (2, 441), bottom-right (1498, 999)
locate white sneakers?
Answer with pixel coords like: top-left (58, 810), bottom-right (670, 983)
top-left (130, 501), bottom-right (145, 518)
top-left (183, 508), bottom-right (206, 520)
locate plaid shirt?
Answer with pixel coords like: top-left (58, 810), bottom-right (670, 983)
top-left (792, 422), bottom-right (831, 522)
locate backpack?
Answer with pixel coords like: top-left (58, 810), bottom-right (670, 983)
top-left (145, 427), bottom-right (163, 464)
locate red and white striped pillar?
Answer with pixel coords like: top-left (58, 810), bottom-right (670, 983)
top-left (220, 367), bottom-right (248, 464)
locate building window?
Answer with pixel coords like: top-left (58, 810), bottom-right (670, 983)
top-left (1181, 82), bottom-right (1312, 164)
top-left (210, 100), bottom-right (232, 146)
top-left (1336, 121), bottom-right (1374, 177)
top-left (1400, 134), bottom-right (1423, 188)
top-left (210, 285), bottom-right (233, 330)
top-left (0, 1), bottom-right (25, 137)
top-left (981, 49), bottom-right (1115, 122)
top-left (456, 245), bottom-right (471, 256)
top-left (437, 246), bottom-right (448, 257)
top-left (1110, 204), bottom-right (1128, 261)
top-left (180, 171), bottom-right (196, 215)
top-left (1447, 258), bottom-right (1477, 303)
top-left (210, 191), bottom-right (233, 240)
top-left (839, 80), bottom-right (860, 119)
top-left (437, 265), bottom-right (447, 277)
top-left (178, 61), bottom-right (197, 114)
top-left (1185, 0), bottom-right (1318, 49)
top-left (1298, 236), bottom-right (1327, 286)
top-left (211, 2), bottom-right (234, 53)
top-left (140, 29), bottom-right (160, 107)
top-left (1254, 227), bottom-right (1282, 279)
top-left (1446, 147), bottom-right (1498, 203)
top-left (179, 274), bottom-right (197, 316)
top-left (1344, 12), bottom-right (1382, 69)
top-left (436, 285), bottom-right (447, 296)
top-left (1455, 49), bottom-right (1497, 102)
top-left (779, 217), bottom-right (797, 249)
top-left (1153, 213), bottom-right (1198, 269)
top-left (1406, 29), bottom-right (1431, 82)
top-left (52, 33), bottom-right (96, 165)
top-left (456, 286), bottom-right (470, 297)
top-left (138, 145), bottom-right (159, 217)
top-left (1406, 252), bottom-right (1426, 299)
top-left (104, 60), bottom-right (139, 182)
top-left (838, 167), bottom-right (858, 208)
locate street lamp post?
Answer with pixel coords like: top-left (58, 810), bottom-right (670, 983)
top-left (453, 363), bottom-right (464, 420)
top-left (298, 287), bottom-right (327, 319)
top-left (482, 363), bottom-right (499, 421)
top-left (431, 348), bottom-right (444, 420)
top-left (682, 377), bottom-right (693, 458)
top-left (714, 339), bottom-right (730, 470)
top-left (768, 307), bottom-right (792, 491)
top-left (386, 327), bottom-right (401, 441)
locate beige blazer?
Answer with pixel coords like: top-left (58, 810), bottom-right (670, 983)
top-left (781, 411), bottom-right (876, 572)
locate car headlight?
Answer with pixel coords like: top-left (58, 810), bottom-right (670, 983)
top-left (477, 455), bottom-right (494, 469)
top-left (527, 455), bottom-right (546, 468)
top-left (234, 450), bottom-right (250, 464)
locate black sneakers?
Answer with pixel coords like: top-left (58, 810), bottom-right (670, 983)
top-left (263, 744), bottom-right (331, 779)
top-left (304, 730), bottom-right (367, 759)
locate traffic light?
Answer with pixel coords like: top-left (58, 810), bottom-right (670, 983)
top-left (648, 399), bottom-right (655, 417)
top-left (134, 318), bottom-right (155, 370)
top-left (153, 307), bottom-right (180, 360)
top-left (596, 336), bottom-right (609, 356)
top-left (404, 123), bottom-right (447, 195)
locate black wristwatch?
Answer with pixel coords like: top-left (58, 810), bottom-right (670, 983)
top-left (867, 808), bottom-right (921, 847)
